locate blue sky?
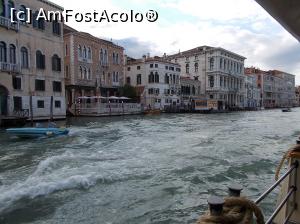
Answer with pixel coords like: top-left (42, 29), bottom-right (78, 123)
top-left (52, 0), bottom-right (300, 84)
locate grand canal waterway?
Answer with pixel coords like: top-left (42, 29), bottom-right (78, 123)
top-left (0, 108), bottom-right (300, 224)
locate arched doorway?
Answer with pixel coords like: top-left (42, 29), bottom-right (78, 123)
top-left (0, 85), bottom-right (8, 116)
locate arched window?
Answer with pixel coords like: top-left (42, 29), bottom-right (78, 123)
top-left (148, 72), bottom-right (154, 83)
top-left (209, 75), bottom-right (214, 88)
top-left (83, 46), bottom-right (87, 59)
top-left (104, 49), bottom-right (107, 64)
top-left (19, 5), bottom-right (27, 22)
top-left (36, 50), bottom-right (45, 69)
top-left (100, 49), bottom-right (103, 64)
top-left (116, 54), bottom-right (119, 64)
top-left (186, 63), bottom-right (189, 73)
top-left (79, 66), bottom-right (82, 79)
top-left (155, 72), bottom-right (159, 83)
top-left (112, 52), bottom-right (115, 64)
top-left (126, 77), bottom-right (131, 85)
top-left (78, 45), bottom-right (82, 58)
top-left (0, 0), bottom-right (5, 17)
top-left (52, 54), bottom-right (61, 71)
top-left (194, 62), bottom-right (198, 72)
top-left (53, 20), bottom-right (61, 35)
top-left (0, 41), bottom-right (7, 62)
top-left (192, 86), bottom-right (195, 95)
top-left (112, 71), bottom-right (115, 82)
top-left (164, 74), bottom-right (169, 84)
top-left (21, 47), bottom-right (28, 68)
top-left (88, 68), bottom-right (91, 80)
top-left (38, 16), bottom-right (45, 30)
top-left (220, 58), bottom-right (223, 69)
top-left (209, 58), bottom-right (214, 71)
top-left (9, 44), bottom-right (16, 64)
top-left (83, 67), bottom-right (87, 79)
top-left (87, 47), bottom-right (91, 59)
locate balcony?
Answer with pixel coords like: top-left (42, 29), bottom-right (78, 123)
top-left (0, 16), bottom-right (19, 31)
top-left (0, 62), bottom-right (20, 73)
top-left (75, 79), bottom-right (96, 87)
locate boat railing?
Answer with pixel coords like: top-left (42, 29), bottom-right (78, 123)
top-left (202, 159), bottom-right (299, 224)
top-left (254, 161), bottom-right (298, 224)
top-left (13, 109), bottom-right (29, 118)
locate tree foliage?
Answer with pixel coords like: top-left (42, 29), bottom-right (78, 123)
top-left (119, 84), bottom-right (137, 99)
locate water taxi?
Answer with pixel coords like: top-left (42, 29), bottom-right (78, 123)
top-left (6, 123), bottom-right (69, 138)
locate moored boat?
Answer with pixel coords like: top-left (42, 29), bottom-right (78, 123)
top-left (282, 108), bottom-right (292, 112)
top-left (6, 122), bottom-right (69, 138)
top-left (6, 127), bottom-right (69, 138)
top-left (143, 109), bottom-right (161, 115)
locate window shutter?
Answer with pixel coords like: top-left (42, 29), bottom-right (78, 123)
top-left (58, 58), bottom-right (61, 71)
top-left (42, 55), bottom-right (45, 69)
top-left (52, 56), bottom-right (55, 70)
top-left (33, 12), bottom-right (38, 28)
top-left (36, 54), bottom-right (39, 68)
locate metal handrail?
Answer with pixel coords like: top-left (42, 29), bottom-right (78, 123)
top-left (266, 186), bottom-right (296, 224)
top-left (254, 161), bottom-right (299, 223)
top-left (255, 161), bottom-right (298, 204)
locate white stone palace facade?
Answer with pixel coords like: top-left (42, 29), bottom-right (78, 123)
top-left (125, 56), bottom-right (181, 110)
top-left (167, 46), bottom-right (246, 109)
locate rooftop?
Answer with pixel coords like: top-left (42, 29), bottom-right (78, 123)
top-left (167, 46), bottom-right (246, 60)
top-left (127, 56), bottom-right (180, 66)
top-left (63, 25), bottom-right (124, 50)
top-left (38, 0), bottom-right (64, 11)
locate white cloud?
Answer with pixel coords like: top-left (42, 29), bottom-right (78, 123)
top-left (51, 0), bottom-right (300, 84)
top-left (160, 0), bottom-right (270, 21)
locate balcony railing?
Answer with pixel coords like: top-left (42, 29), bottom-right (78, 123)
top-left (76, 79), bottom-right (96, 87)
top-left (0, 62), bottom-right (20, 73)
top-left (13, 109), bottom-right (29, 118)
top-left (0, 16), bottom-right (19, 31)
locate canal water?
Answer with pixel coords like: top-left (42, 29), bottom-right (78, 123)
top-left (0, 109), bottom-right (300, 224)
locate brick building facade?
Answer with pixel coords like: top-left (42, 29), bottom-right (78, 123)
top-left (64, 26), bottom-right (124, 112)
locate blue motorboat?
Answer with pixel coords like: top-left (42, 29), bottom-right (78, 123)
top-left (6, 123), bottom-right (69, 138)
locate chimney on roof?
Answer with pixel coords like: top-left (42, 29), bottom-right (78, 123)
top-left (163, 53), bottom-right (166, 58)
top-left (142, 54), bottom-right (146, 62)
top-left (147, 53), bottom-right (150, 58)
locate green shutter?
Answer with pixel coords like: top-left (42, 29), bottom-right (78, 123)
top-left (0, 0), bottom-right (4, 17)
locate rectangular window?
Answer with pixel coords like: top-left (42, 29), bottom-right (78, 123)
top-left (127, 67), bottom-right (131, 71)
top-left (155, 64), bottom-right (158, 68)
top-left (136, 74), bottom-right (141, 85)
top-left (148, 88), bottom-right (153, 94)
top-left (35, 79), bottom-right (45, 91)
top-left (53, 20), bottom-right (61, 35)
top-left (137, 66), bottom-right (140, 70)
top-left (12, 76), bottom-right (21, 90)
top-left (150, 64), bottom-right (153, 68)
top-left (37, 100), bottom-right (44, 108)
top-left (53, 81), bottom-right (62, 92)
top-left (55, 100), bottom-right (61, 108)
top-left (13, 96), bottom-right (22, 111)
